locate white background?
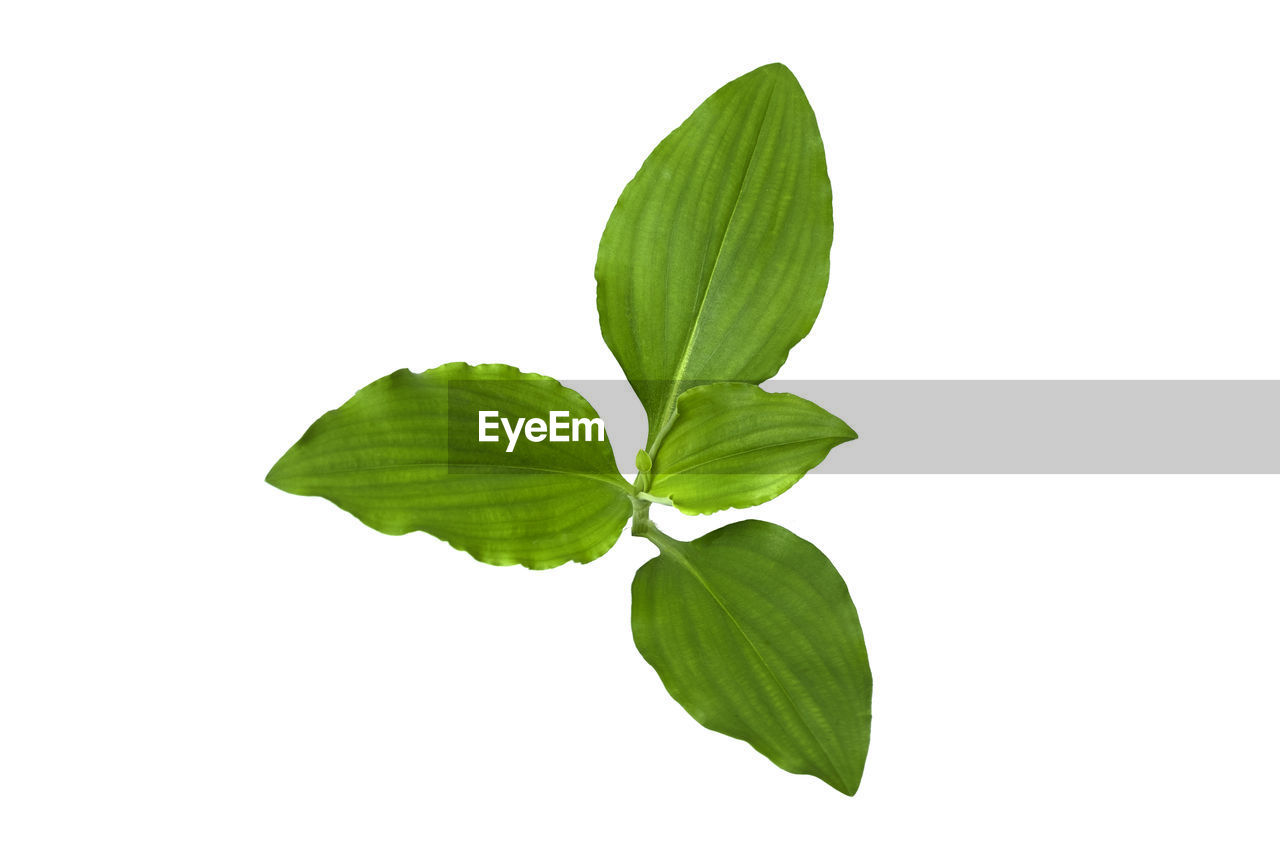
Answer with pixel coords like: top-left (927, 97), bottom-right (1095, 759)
top-left (2, 1), bottom-right (1278, 850)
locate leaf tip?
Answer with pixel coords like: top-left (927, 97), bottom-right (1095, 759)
top-left (753, 61), bottom-right (794, 78)
top-left (744, 62), bottom-right (805, 93)
top-left (264, 457), bottom-right (286, 489)
top-left (265, 446), bottom-right (304, 494)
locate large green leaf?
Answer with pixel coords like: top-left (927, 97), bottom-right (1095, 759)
top-left (647, 382), bottom-right (855, 514)
top-left (632, 521), bottom-right (872, 795)
top-left (596, 63), bottom-right (834, 448)
top-left (266, 363), bottom-right (632, 569)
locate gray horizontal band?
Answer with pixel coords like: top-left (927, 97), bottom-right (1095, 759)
top-left (568, 379), bottom-right (1280, 474)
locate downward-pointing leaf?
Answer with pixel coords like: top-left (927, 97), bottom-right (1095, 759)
top-left (648, 382), bottom-right (856, 514)
top-left (266, 363), bottom-right (632, 569)
top-left (632, 521), bottom-right (872, 795)
top-left (596, 63), bottom-right (834, 446)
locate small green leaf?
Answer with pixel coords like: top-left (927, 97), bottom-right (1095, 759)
top-left (596, 63), bottom-right (834, 446)
top-left (647, 383), bottom-right (855, 515)
top-left (635, 448), bottom-right (652, 473)
top-left (266, 363), bottom-right (632, 569)
top-left (632, 521), bottom-right (872, 795)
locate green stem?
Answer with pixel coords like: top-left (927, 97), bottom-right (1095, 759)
top-left (629, 429), bottom-right (685, 550)
top-left (638, 523), bottom-right (683, 554)
top-left (629, 495), bottom-right (652, 538)
top-left (628, 493), bottom-right (684, 553)
top-left (643, 401), bottom-right (682, 464)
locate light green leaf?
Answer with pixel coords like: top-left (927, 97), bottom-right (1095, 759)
top-left (596, 62), bottom-right (834, 447)
top-left (648, 382), bottom-right (856, 514)
top-left (266, 363), bottom-right (632, 569)
top-left (632, 520), bottom-right (872, 795)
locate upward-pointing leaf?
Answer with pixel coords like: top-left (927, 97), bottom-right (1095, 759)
top-left (266, 363), bottom-right (632, 569)
top-left (596, 63), bottom-right (834, 447)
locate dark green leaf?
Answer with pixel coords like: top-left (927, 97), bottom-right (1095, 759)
top-left (632, 521), bottom-right (872, 795)
top-left (596, 63), bottom-right (834, 446)
top-left (267, 363), bottom-right (632, 569)
top-left (648, 382), bottom-right (855, 514)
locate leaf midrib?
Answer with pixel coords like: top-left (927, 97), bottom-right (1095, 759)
top-left (275, 461), bottom-right (630, 491)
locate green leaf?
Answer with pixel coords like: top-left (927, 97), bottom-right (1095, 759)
top-left (266, 363), bottom-right (632, 569)
top-left (596, 63), bottom-right (834, 447)
top-left (647, 382), bottom-right (856, 515)
top-left (632, 520), bottom-right (872, 795)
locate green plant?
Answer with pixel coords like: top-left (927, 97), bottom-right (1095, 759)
top-left (267, 63), bottom-right (872, 795)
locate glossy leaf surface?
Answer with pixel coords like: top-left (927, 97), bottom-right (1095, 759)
top-left (267, 363), bottom-right (631, 569)
top-left (648, 382), bottom-right (855, 514)
top-left (596, 63), bottom-right (834, 445)
top-left (632, 521), bottom-right (872, 795)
